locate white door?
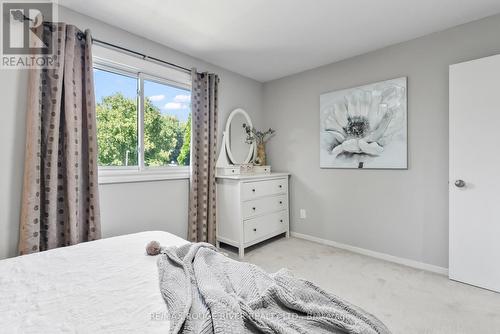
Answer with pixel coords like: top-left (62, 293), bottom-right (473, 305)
top-left (449, 54), bottom-right (500, 292)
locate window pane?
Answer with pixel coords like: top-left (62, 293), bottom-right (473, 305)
top-left (94, 68), bottom-right (138, 167)
top-left (143, 80), bottom-right (191, 167)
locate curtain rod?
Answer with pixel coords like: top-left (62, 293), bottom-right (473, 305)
top-left (91, 38), bottom-right (192, 74)
top-left (20, 17), bottom-right (192, 74)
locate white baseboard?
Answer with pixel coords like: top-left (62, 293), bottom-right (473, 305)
top-left (290, 232), bottom-right (449, 276)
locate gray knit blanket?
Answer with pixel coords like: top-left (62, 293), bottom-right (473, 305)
top-left (157, 242), bottom-right (391, 334)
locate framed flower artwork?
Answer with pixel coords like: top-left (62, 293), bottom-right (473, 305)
top-left (320, 77), bottom-right (407, 169)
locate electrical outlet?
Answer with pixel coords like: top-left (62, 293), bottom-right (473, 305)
top-left (300, 209), bottom-right (307, 219)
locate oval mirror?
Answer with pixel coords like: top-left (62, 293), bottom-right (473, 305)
top-left (225, 108), bottom-right (254, 164)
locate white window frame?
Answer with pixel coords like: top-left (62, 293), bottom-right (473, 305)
top-left (93, 47), bottom-right (191, 184)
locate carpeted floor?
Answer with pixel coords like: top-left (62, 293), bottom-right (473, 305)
top-left (220, 236), bottom-right (500, 334)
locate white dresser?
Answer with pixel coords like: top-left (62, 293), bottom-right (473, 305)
top-left (216, 173), bottom-right (290, 258)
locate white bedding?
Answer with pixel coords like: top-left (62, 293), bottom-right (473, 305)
top-left (0, 231), bottom-right (188, 334)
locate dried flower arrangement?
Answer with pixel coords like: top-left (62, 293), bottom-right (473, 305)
top-left (242, 124), bottom-right (275, 166)
top-left (242, 124), bottom-right (275, 145)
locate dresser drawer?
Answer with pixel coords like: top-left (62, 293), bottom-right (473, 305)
top-left (241, 178), bottom-right (288, 201)
top-left (244, 211), bottom-right (288, 244)
top-left (242, 195), bottom-right (288, 219)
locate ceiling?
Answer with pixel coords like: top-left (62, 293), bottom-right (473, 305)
top-left (59, 0), bottom-right (500, 82)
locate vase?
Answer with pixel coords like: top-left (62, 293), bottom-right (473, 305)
top-left (255, 142), bottom-right (267, 166)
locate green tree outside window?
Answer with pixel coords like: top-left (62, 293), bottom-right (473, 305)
top-left (96, 93), bottom-right (190, 167)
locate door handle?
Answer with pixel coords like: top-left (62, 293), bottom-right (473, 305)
top-left (454, 180), bottom-right (466, 188)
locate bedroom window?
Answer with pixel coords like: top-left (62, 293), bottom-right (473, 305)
top-left (143, 78), bottom-right (191, 167)
top-left (94, 68), bottom-right (139, 167)
top-left (93, 57), bottom-right (191, 184)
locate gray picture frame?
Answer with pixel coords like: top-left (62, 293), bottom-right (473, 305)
top-left (319, 77), bottom-right (408, 169)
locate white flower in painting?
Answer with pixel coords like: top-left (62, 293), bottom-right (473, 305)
top-left (321, 84), bottom-right (405, 161)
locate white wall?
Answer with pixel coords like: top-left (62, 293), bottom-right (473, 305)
top-left (0, 69), bottom-right (29, 260)
top-left (0, 6), bottom-right (263, 260)
top-left (99, 180), bottom-right (189, 238)
top-left (263, 14), bottom-right (500, 268)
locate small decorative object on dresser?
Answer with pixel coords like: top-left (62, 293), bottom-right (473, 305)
top-left (216, 173), bottom-right (290, 258)
top-left (253, 165), bottom-right (271, 174)
top-left (242, 123), bottom-right (275, 166)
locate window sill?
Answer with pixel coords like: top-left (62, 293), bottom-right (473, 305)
top-left (98, 167), bottom-right (190, 185)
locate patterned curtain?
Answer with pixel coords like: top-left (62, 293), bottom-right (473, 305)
top-left (188, 71), bottom-right (219, 244)
top-left (19, 24), bottom-right (101, 255)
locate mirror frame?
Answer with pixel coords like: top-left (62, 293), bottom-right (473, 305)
top-left (225, 108), bottom-right (254, 165)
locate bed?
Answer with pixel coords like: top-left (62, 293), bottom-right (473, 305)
top-left (1, 231), bottom-right (390, 334)
top-left (0, 231), bottom-right (187, 333)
